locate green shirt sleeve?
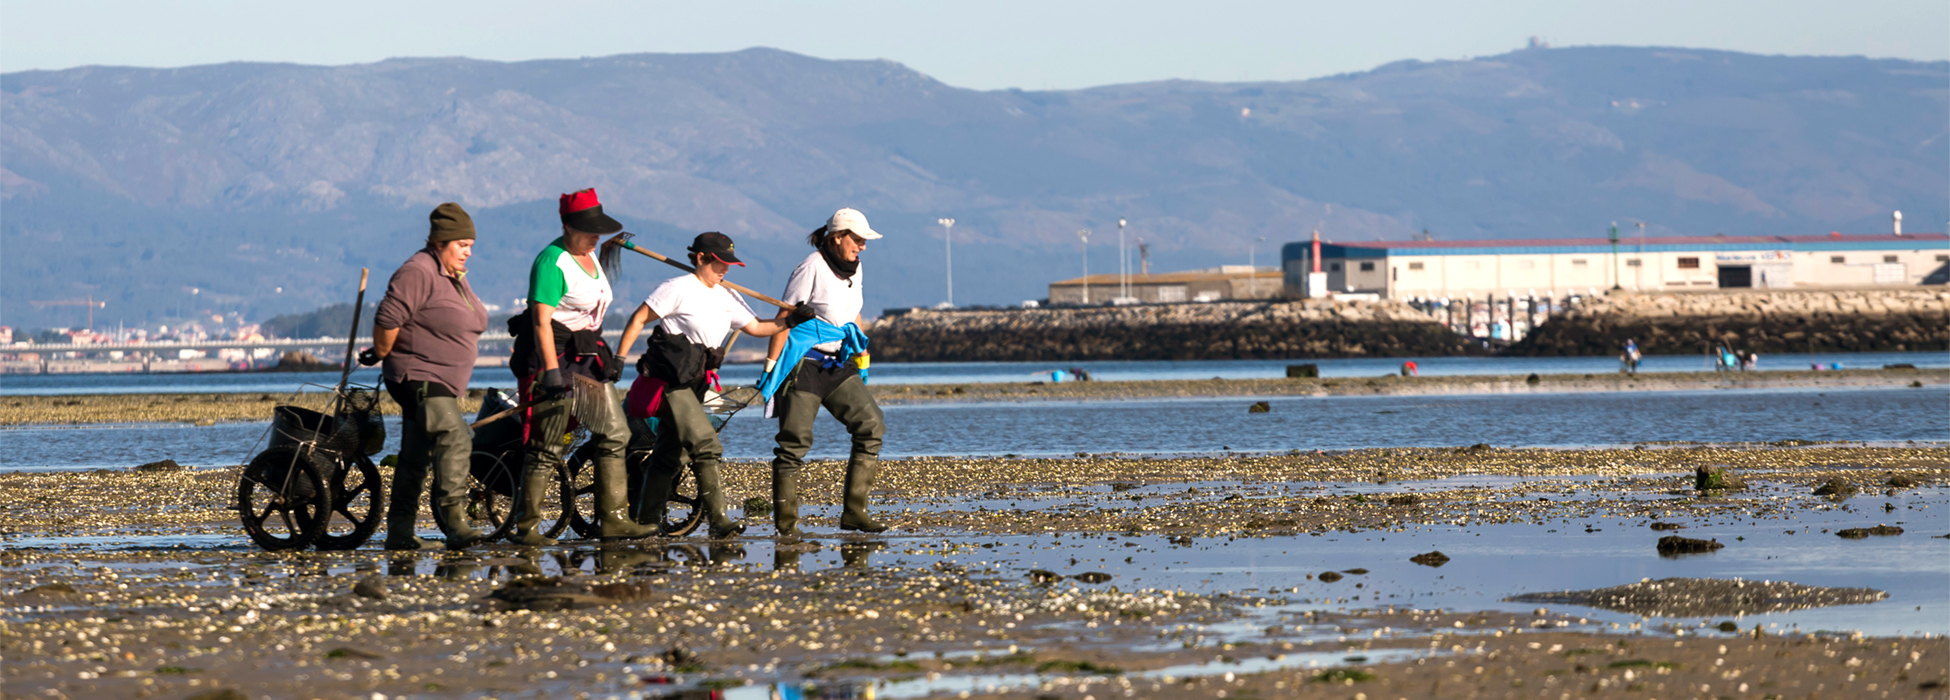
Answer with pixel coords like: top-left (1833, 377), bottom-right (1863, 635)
top-left (528, 241), bottom-right (568, 307)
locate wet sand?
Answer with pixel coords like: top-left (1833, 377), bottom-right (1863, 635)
top-left (872, 367), bottom-right (1947, 406)
top-left (2, 367), bottom-right (1941, 425)
top-left (3, 445), bottom-right (1946, 698)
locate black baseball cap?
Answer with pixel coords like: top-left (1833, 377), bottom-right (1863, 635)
top-left (687, 231), bottom-right (744, 266)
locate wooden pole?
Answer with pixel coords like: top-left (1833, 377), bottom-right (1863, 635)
top-left (335, 269), bottom-right (369, 403)
top-left (616, 242), bottom-right (793, 310)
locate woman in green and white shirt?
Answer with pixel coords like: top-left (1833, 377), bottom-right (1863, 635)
top-left (506, 188), bottom-right (656, 545)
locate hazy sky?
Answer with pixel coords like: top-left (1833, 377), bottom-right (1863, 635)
top-left (3, 0), bottom-right (1945, 89)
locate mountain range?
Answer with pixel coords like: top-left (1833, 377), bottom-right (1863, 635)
top-left (3, 45), bottom-right (1944, 330)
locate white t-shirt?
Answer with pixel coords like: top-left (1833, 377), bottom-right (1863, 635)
top-left (643, 273), bottom-right (758, 349)
top-left (781, 252), bottom-right (865, 353)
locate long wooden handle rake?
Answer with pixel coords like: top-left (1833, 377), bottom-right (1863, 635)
top-left (601, 232), bottom-right (794, 310)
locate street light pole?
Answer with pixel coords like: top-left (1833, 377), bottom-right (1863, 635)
top-left (1608, 222), bottom-right (1621, 291)
top-left (1077, 229), bottom-right (1092, 304)
top-left (1633, 221), bottom-right (1645, 290)
top-left (938, 218), bottom-right (956, 307)
top-left (1117, 218), bottom-right (1128, 300)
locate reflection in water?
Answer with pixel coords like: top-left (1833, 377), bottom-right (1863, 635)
top-left (840, 540), bottom-right (886, 569)
top-left (710, 542), bottom-right (747, 564)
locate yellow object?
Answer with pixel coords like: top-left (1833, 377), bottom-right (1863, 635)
top-left (853, 354), bottom-right (870, 370)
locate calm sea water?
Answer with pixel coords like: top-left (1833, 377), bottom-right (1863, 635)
top-left (1, 350), bottom-right (1942, 396)
top-left (4, 386), bottom-right (1942, 471)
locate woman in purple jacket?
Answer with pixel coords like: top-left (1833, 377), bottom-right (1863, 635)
top-left (361, 203), bottom-right (490, 550)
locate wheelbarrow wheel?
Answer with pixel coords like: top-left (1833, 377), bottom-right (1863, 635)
top-left (536, 458), bottom-right (576, 541)
top-left (238, 447), bottom-right (332, 551)
top-left (449, 450), bottom-right (519, 543)
top-left (314, 454), bottom-right (384, 550)
top-left (625, 449), bottom-right (704, 537)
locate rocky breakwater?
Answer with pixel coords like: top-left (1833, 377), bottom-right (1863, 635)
top-left (1513, 288), bottom-right (1949, 356)
top-left (871, 300), bottom-right (1482, 362)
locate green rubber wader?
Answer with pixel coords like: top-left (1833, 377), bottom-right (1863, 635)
top-left (769, 371), bottom-right (886, 532)
top-left (644, 385), bottom-right (736, 532)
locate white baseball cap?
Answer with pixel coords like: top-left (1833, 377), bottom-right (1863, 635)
top-left (826, 208), bottom-right (882, 240)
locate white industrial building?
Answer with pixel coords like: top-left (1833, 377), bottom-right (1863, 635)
top-left (1282, 233), bottom-right (1950, 299)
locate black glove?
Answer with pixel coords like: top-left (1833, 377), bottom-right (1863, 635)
top-left (357, 348), bottom-right (382, 366)
top-left (601, 357), bottom-right (623, 383)
top-left (786, 302), bottom-right (817, 327)
top-left (534, 368), bottom-right (569, 400)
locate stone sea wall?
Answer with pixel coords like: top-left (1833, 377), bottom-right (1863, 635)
top-left (1511, 289), bottom-right (1950, 356)
top-left (870, 301), bottom-right (1483, 362)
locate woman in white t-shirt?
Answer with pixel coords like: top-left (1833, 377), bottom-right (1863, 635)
top-left (763, 207), bottom-right (889, 539)
top-left (618, 232), bottom-right (809, 539)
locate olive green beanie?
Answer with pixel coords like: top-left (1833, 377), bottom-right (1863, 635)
top-left (428, 202), bottom-right (476, 244)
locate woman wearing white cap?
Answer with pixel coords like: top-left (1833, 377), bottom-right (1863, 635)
top-left (756, 208), bottom-right (888, 539)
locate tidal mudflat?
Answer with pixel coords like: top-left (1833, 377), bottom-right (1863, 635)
top-left (4, 445), bottom-right (1946, 698)
top-left (3, 368), bottom-right (1940, 426)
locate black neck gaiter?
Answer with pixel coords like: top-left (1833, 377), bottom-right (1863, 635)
top-left (820, 245), bottom-right (859, 281)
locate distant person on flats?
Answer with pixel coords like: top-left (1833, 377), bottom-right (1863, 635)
top-left (505, 188), bottom-right (654, 545)
top-left (616, 232), bottom-right (810, 540)
top-left (756, 208), bottom-right (890, 539)
top-left (360, 202), bottom-right (489, 551)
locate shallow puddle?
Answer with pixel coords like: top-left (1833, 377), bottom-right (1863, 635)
top-left (12, 486), bottom-right (1943, 638)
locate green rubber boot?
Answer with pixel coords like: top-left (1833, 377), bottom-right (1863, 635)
top-left (838, 456), bottom-right (888, 533)
top-left (771, 468), bottom-right (801, 540)
top-left (383, 460), bottom-right (430, 550)
top-left (506, 464), bottom-right (558, 547)
top-left (597, 455), bottom-right (657, 541)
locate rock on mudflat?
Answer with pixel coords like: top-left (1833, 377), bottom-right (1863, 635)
top-left (1409, 551), bottom-right (1450, 567)
top-left (485, 576), bottom-right (657, 611)
top-left (1656, 535), bottom-right (1724, 556)
top-left (1836, 525), bottom-right (1903, 539)
top-left (10, 582), bottom-right (79, 603)
top-left (1694, 466), bottom-right (1743, 491)
top-left (352, 576), bottom-right (388, 600)
top-left (1813, 477), bottom-right (1857, 499)
top-left (1506, 577), bottom-right (1887, 617)
top-left (134, 459), bottom-right (185, 472)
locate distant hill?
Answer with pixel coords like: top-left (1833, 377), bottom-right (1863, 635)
top-left (3, 46), bottom-right (1944, 328)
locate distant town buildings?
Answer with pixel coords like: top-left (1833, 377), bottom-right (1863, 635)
top-left (1282, 233), bottom-right (1950, 300)
top-left (1047, 266), bottom-right (1282, 305)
